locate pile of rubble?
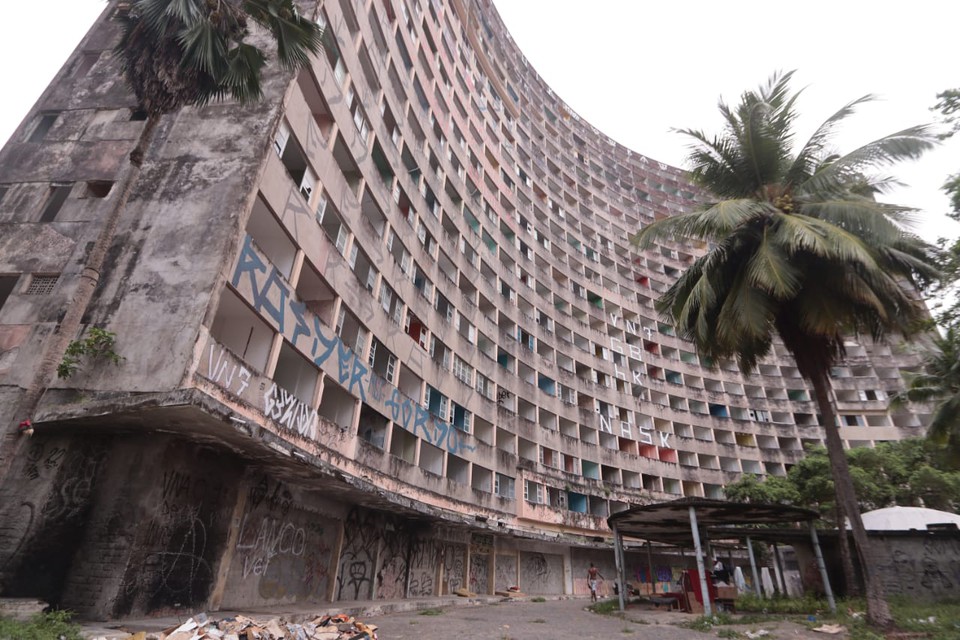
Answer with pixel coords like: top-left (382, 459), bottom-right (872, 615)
top-left (156, 613), bottom-right (377, 640)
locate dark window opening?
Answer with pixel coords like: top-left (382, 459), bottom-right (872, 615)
top-left (29, 113), bottom-right (59, 142)
top-left (71, 51), bottom-right (99, 77)
top-left (129, 109), bottom-right (148, 121)
top-left (84, 181), bottom-right (113, 198)
top-left (0, 276), bottom-right (18, 312)
top-left (39, 184), bottom-right (73, 222)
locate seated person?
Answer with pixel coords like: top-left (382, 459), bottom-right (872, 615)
top-left (712, 558), bottom-right (731, 583)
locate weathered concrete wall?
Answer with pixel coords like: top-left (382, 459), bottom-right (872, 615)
top-left (0, 434), bottom-right (109, 606)
top-left (519, 551), bottom-right (564, 594)
top-left (0, 433), bottom-right (242, 618)
top-left (220, 476), bottom-right (343, 609)
top-left (442, 543), bottom-right (467, 595)
top-left (86, 441), bottom-right (242, 617)
top-left (0, 1), bottom-right (294, 402)
top-left (869, 534), bottom-right (960, 600)
top-left (494, 553), bottom-right (517, 592)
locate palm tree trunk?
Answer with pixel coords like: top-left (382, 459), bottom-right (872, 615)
top-left (0, 114), bottom-right (161, 479)
top-left (835, 501), bottom-right (860, 597)
top-left (810, 370), bottom-right (892, 627)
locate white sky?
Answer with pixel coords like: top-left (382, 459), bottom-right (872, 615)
top-left (1, 0), bottom-right (958, 242)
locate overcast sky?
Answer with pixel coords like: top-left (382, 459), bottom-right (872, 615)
top-left (1, 0), bottom-right (957, 242)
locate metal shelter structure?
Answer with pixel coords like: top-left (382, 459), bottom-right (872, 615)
top-left (607, 498), bottom-right (835, 616)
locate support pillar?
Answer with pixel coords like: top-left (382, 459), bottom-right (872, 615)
top-left (809, 523), bottom-right (837, 614)
top-left (688, 506), bottom-right (712, 617)
top-left (646, 541), bottom-right (654, 590)
top-left (772, 543), bottom-right (788, 595)
top-left (746, 536), bottom-right (762, 597)
top-left (612, 523), bottom-right (626, 612)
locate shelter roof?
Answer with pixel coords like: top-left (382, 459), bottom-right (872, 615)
top-left (607, 497), bottom-right (819, 546)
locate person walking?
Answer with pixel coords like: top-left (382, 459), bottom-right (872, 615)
top-left (587, 563), bottom-right (604, 602)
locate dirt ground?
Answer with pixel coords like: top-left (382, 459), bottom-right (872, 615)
top-left (368, 597), bottom-right (849, 639)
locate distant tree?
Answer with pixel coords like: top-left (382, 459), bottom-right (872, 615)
top-left (723, 473), bottom-right (800, 505)
top-left (635, 71), bottom-right (940, 626)
top-left (729, 439), bottom-right (960, 515)
top-left (897, 328), bottom-right (960, 465)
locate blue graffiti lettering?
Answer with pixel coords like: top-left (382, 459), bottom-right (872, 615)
top-left (230, 239), bottom-right (476, 455)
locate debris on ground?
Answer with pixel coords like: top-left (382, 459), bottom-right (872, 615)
top-left (453, 587), bottom-right (477, 598)
top-left (150, 613), bottom-right (378, 640)
top-left (743, 630), bottom-right (770, 639)
top-left (812, 623), bottom-right (845, 635)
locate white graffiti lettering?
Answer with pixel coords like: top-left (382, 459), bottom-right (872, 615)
top-left (205, 344), bottom-right (252, 395)
top-left (264, 383), bottom-right (318, 440)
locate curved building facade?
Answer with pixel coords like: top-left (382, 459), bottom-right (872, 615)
top-left (0, 0), bottom-right (928, 617)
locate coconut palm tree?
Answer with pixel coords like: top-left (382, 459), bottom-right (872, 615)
top-left (899, 327), bottom-right (960, 461)
top-left (3, 0), bottom-right (321, 469)
top-left (633, 71), bottom-right (938, 627)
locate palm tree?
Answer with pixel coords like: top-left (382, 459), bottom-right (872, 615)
top-left (899, 327), bottom-right (960, 461)
top-left (633, 71), bottom-right (938, 627)
top-left (2, 0), bottom-right (321, 470)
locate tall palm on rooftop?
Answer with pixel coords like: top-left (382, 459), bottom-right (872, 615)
top-left (633, 71), bottom-right (938, 627)
top-left (2, 0), bottom-right (322, 471)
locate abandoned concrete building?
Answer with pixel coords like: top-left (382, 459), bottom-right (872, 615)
top-left (0, 0), bottom-right (931, 619)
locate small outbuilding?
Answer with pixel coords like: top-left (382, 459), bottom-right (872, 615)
top-left (607, 497), bottom-right (830, 615)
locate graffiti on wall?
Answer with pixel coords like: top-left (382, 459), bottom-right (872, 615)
top-left (228, 235), bottom-right (475, 455)
top-left (223, 475), bottom-right (335, 604)
top-left (407, 540), bottom-right (439, 597)
top-left (495, 553), bottom-right (516, 591)
top-left (520, 552), bottom-right (563, 594)
top-left (874, 536), bottom-right (960, 597)
top-left (443, 544), bottom-right (465, 595)
top-left (469, 553), bottom-right (488, 595)
top-left (336, 508), bottom-right (379, 601)
top-left (263, 383), bottom-right (319, 441)
top-left (119, 466), bottom-right (229, 613)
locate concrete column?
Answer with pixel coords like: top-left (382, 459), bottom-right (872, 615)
top-left (772, 543), bottom-right (788, 595)
top-left (809, 523), bottom-right (837, 614)
top-left (646, 541), bottom-right (654, 589)
top-left (612, 523), bottom-right (625, 612)
top-left (208, 475), bottom-right (251, 610)
top-left (327, 517), bottom-right (345, 602)
top-left (688, 506), bottom-right (712, 617)
top-left (746, 536), bottom-right (762, 597)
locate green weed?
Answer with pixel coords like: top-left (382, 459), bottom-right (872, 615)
top-left (0, 611), bottom-right (83, 640)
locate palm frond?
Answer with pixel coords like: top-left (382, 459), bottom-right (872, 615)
top-left (800, 126), bottom-right (938, 196)
top-left (928, 394), bottom-right (960, 445)
top-left (745, 224), bottom-right (801, 298)
top-left (771, 214), bottom-right (877, 267)
top-left (787, 95), bottom-right (874, 185)
top-left (632, 199), bottom-right (767, 248)
top-left (243, 0), bottom-right (323, 68)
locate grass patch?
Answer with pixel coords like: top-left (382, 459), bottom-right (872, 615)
top-left (418, 607), bottom-right (445, 616)
top-left (0, 611), bottom-right (83, 640)
top-left (736, 593), bottom-right (829, 615)
top-left (717, 630), bottom-right (742, 639)
top-left (530, 596), bottom-right (546, 603)
top-left (588, 599), bottom-right (621, 615)
top-left (728, 595), bottom-right (960, 640)
top-left (842, 598), bottom-right (960, 640)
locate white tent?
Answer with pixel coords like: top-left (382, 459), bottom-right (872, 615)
top-left (861, 506), bottom-right (960, 531)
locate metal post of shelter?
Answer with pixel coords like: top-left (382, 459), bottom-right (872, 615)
top-left (809, 522), bottom-right (837, 614)
top-left (688, 506), bottom-right (712, 617)
top-left (646, 541), bottom-right (654, 590)
top-left (612, 522), bottom-right (626, 612)
top-left (746, 536), bottom-right (762, 597)
top-left (772, 543), bottom-right (788, 595)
